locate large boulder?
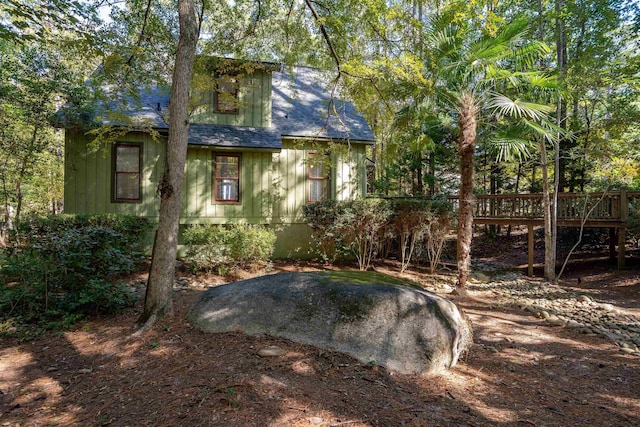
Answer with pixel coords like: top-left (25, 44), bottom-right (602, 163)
top-left (187, 271), bottom-right (472, 374)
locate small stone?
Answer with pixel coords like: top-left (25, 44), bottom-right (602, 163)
top-left (309, 417), bottom-right (324, 425)
top-left (78, 368), bottom-right (93, 374)
top-left (620, 347), bottom-right (636, 354)
top-left (546, 316), bottom-right (566, 327)
top-left (257, 346), bottom-right (285, 357)
top-left (604, 332), bottom-right (623, 342)
top-left (472, 272), bottom-right (491, 283)
top-left (540, 311), bottom-right (550, 319)
top-left (578, 295), bottom-right (592, 303)
top-left (601, 303), bottom-right (615, 312)
top-left (525, 305), bottom-right (539, 314)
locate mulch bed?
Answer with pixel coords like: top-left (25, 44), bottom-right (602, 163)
top-left (1, 256), bottom-right (639, 426)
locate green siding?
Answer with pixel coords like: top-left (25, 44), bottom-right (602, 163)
top-left (63, 130), bottom-right (164, 218)
top-left (190, 70), bottom-right (272, 127)
top-left (64, 129), bottom-right (369, 257)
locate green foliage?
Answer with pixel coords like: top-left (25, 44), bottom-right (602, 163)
top-left (627, 200), bottom-right (640, 245)
top-left (183, 224), bottom-right (276, 274)
top-left (0, 214), bottom-right (152, 328)
top-left (339, 199), bottom-right (393, 271)
top-left (302, 200), bottom-right (343, 262)
top-left (390, 198), bottom-right (453, 273)
top-left (304, 198), bottom-right (453, 272)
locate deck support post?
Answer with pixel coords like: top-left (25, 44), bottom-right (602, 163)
top-left (618, 227), bottom-right (626, 269)
top-left (618, 188), bottom-right (628, 269)
top-left (527, 224), bottom-right (534, 277)
top-left (609, 228), bottom-right (616, 259)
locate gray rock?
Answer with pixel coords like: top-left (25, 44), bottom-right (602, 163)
top-left (187, 271), bottom-right (472, 374)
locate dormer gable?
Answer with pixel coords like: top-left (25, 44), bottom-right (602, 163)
top-left (190, 57), bottom-right (279, 128)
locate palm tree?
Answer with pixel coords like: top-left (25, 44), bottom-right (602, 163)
top-left (404, 14), bottom-right (557, 294)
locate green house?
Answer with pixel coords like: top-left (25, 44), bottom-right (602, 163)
top-left (62, 59), bottom-right (375, 257)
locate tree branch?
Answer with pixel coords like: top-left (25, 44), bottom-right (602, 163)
top-left (303, 0), bottom-right (341, 75)
top-left (126, 0), bottom-right (153, 66)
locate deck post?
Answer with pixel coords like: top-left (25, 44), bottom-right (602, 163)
top-left (618, 187), bottom-right (628, 269)
top-left (609, 228), bottom-right (616, 259)
top-left (528, 224), bottom-right (534, 277)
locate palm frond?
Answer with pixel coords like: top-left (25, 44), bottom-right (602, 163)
top-left (485, 136), bottom-right (532, 162)
top-left (521, 118), bottom-right (573, 144)
top-left (487, 93), bottom-right (554, 120)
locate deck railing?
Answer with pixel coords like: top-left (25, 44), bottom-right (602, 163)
top-left (437, 190), bottom-right (640, 222)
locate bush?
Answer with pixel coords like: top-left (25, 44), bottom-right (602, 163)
top-left (390, 199), bottom-right (433, 273)
top-left (303, 198), bottom-right (453, 273)
top-left (302, 200), bottom-right (343, 262)
top-left (0, 214), bottom-right (152, 328)
top-left (183, 224), bottom-right (276, 273)
top-left (339, 199), bottom-right (393, 271)
top-left (304, 199), bottom-right (392, 270)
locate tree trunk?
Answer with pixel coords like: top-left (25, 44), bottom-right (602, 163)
top-left (540, 138), bottom-right (555, 281)
top-left (428, 151), bottom-right (435, 195)
top-left (139, 0), bottom-right (199, 325)
top-left (456, 94), bottom-right (478, 294)
top-left (555, 0), bottom-right (568, 192)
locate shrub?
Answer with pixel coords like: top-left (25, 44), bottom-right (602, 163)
top-left (304, 199), bottom-right (392, 270)
top-left (302, 200), bottom-right (343, 262)
top-left (183, 224), bottom-right (276, 273)
top-left (420, 199), bottom-right (454, 273)
top-left (0, 214), bottom-right (151, 328)
top-left (303, 198), bottom-right (453, 273)
top-left (338, 199), bottom-right (392, 271)
top-left (390, 199), bottom-right (432, 273)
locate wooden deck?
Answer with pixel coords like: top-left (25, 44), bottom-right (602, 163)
top-left (446, 189), bottom-right (639, 276)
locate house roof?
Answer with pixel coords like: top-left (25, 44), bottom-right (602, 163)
top-left (272, 67), bottom-right (375, 143)
top-left (60, 65), bottom-right (375, 148)
top-left (189, 124), bottom-right (282, 151)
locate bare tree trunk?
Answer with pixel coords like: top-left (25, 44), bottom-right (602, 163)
top-left (540, 138), bottom-right (555, 281)
top-left (15, 127), bottom-right (39, 224)
top-left (456, 94), bottom-right (478, 294)
top-left (555, 0), bottom-right (568, 192)
top-left (139, 0), bottom-right (199, 325)
top-left (507, 162), bottom-right (522, 237)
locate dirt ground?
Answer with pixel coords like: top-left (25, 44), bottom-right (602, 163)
top-left (1, 233), bottom-right (639, 426)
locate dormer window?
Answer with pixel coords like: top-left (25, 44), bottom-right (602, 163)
top-left (216, 75), bottom-right (239, 114)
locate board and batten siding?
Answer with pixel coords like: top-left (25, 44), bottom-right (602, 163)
top-left (272, 139), bottom-right (367, 223)
top-left (180, 141), bottom-right (367, 225)
top-left (190, 70), bottom-right (272, 128)
top-left (64, 131), bottom-right (367, 229)
top-left (63, 129), bottom-right (164, 217)
top-left (180, 148), bottom-right (275, 223)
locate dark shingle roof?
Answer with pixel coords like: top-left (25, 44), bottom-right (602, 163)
top-left (272, 68), bottom-right (375, 143)
top-left (61, 66), bottom-right (374, 148)
top-left (189, 124), bottom-right (281, 150)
